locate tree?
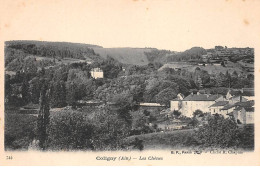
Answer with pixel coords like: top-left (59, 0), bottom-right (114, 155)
top-left (47, 110), bottom-right (94, 150)
top-left (197, 76), bottom-right (203, 89)
top-left (29, 77), bottom-right (43, 104)
top-left (91, 108), bottom-right (132, 150)
top-left (5, 74), bottom-right (12, 102)
top-left (195, 114), bottom-right (240, 147)
top-left (50, 81), bottom-right (67, 107)
top-left (36, 82), bottom-right (50, 150)
top-left (66, 82), bottom-right (77, 108)
top-left (173, 110), bottom-right (181, 117)
top-left (193, 109), bottom-right (203, 117)
top-left (111, 92), bottom-right (134, 125)
top-left (225, 71), bottom-right (231, 88)
top-left (21, 78), bottom-right (30, 104)
top-left (155, 88), bottom-right (178, 107)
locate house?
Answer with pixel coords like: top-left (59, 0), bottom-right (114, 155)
top-left (226, 89), bottom-right (254, 101)
top-left (215, 89), bottom-right (253, 118)
top-left (170, 92), bottom-right (224, 117)
top-left (90, 67), bottom-right (103, 79)
top-left (209, 101), bottom-right (229, 117)
top-left (220, 98), bottom-right (252, 117)
top-left (231, 101), bottom-right (254, 124)
top-left (241, 88), bottom-right (254, 100)
top-left (219, 103), bottom-right (236, 117)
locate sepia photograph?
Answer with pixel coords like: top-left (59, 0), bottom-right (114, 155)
top-left (0, 0), bottom-right (260, 166)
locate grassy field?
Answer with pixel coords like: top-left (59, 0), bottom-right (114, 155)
top-left (124, 129), bottom-right (196, 150)
top-left (92, 47), bottom-right (153, 65)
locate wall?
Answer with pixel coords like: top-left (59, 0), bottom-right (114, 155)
top-left (181, 101), bottom-right (215, 117)
top-left (209, 106), bottom-right (228, 118)
top-left (170, 101), bottom-right (179, 111)
top-left (90, 71), bottom-right (104, 79)
top-left (246, 111), bottom-right (254, 124)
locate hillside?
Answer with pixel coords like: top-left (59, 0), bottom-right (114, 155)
top-left (5, 40), bottom-right (171, 66)
top-left (159, 62), bottom-right (245, 75)
top-left (92, 47), bottom-right (154, 65)
top-left (5, 40), bottom-right (102, 61)
top-left (5, 40), bottom-right (105, 72)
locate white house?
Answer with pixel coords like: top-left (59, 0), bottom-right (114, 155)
top-left (90, 67), bottom-right (103, 79)
top-left (170, 92), bottom-right (224, 117)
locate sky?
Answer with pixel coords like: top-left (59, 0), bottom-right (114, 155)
top-left (1, 0), bottom-right (260, 51)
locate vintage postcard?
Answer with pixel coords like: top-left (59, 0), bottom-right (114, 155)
top-left (0, 0), bottom-right (260, 166)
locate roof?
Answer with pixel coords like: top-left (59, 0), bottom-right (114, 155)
top-left (228, 89), bottom-right (254, 97)
top-left (229, 90), bottom-right (241, 96)
top-left (209, 101), bottom-right (229, 107)
top-left (234, 100), bottom-right (254, 107)
top-left (221, 104), bottom-right (235, 110)
top-left (234, 106), bottom-right (254, 112)
top-left (183, 94), bottom-right (221, 101)
top-left (244, 107), bottom-right (254, 112)
top-left (241, 91), bottom-right (254, 97)
top-left (139, 102), bottom-right (165, 107)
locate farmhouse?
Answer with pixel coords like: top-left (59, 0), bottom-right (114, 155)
top-left (90, 67), bottom-right (104, 79)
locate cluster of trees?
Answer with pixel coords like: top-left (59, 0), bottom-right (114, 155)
top-left (207, 71), bottom-right (254, 88)
top-left (94, 73), bottom-right (192, 107)
top-left (166, 47), bottom-right (207, 62)
top-left (144, 49), bottom-right (173, 63)
top-left (5, 54), bottom-right (128, 108)
top-left (32, 78), bottom-right (135, 151)
top-left (5, 47), bottom-right (54, 73)
top-left (6, 40), bottom-right (100, 61)
top-left (161, 67), bottom-right (253, 89)
top-left (195, 114), bottom-right (254, 149)
top-left (144, 47), bottom-right (207, 64)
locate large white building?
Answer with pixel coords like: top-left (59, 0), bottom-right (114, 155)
top-left (170, 92), bottom-right (224, 117)
top-left (90, 67), bottom-right (103, 79)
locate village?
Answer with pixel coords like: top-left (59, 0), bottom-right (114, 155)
top-left (76, 46), bottom-right (255, 132)
top-left (4, 41), bottom-right (255, 151)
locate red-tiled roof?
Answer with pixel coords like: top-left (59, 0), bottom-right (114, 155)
top-left (183, 94), bottom-right (221, 101)
top-left (209, 101), bottom-right (229, 107)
